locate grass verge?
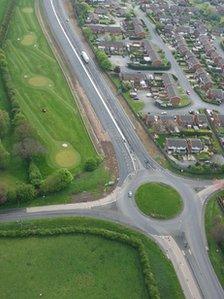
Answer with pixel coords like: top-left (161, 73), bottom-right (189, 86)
top-left (135, 183), bottom-right (183, 219)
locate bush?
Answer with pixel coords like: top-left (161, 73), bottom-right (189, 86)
top-left (84, 158), bottom-right (99, 172)
top-left (0, 186), bottom-right (7, 205)
top-left (128, 62), bottom-right (171, 71)
top-left (95, 50), bottom-right (112, 71)
top-left (7, 183), bottom-right (36, 204)
top-left (0, 109), bottom-right (10, 138)
top-left (0, 139), bottom-right (10, 169)
top-left (29, 161), bottom-right (42, 187)
top-left (40, 169), bottom-right (73, 194)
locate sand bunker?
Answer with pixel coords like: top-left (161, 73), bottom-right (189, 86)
top-left (22, 7), bottom-right (33, 13)
top-left (21, 33), bottom-right (37, 46)
top-left (28, 76), bottom-right (52, 87)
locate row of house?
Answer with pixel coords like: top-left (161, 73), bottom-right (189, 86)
top-left (199, 35), bottom-right (224, 73)
top-left (162, 74), bottom-right (181, 106)
top-left (145, 113), bottom-right (208, 131)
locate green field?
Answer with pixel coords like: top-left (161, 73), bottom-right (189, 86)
top-left (135, 183), bottom-right (183, 219)
top-left (4, 0), bottom-right (97, 174)
top-left (205, 192), bottom-right (224, 287)
top-left (0, 235), bottom-right (147, 299)
top-left (0, 217), bottom-right (184, 299)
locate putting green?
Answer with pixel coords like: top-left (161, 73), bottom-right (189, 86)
top-left (28, 75), bottom-right (52, 88)
top-left (54, 143), bottom-right (80, 168)
top-left (22, 7), bottom-right (33, 13)
top-left (21, 33), bottom-right (36, 46)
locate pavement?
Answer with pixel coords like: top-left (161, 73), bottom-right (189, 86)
top-left (0, 1), bottom-right (223, 298)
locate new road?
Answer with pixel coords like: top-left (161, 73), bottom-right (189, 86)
top-left (1, 1), bottom-right (223, 298)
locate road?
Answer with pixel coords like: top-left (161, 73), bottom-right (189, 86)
top-left (0, 1), bottom-right (223, 298)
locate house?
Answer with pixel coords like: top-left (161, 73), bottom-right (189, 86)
top-left (207, 89), bottom-right (224, 102)
top-left (87, 24), bottom-right (122, 35)
top-left (157, 74), bottom-right (181, 106)
top-left (132, 18), bottom-right (145, 39)
top-left (98, 41), bottom-right (126, 54)
top-left (142, 40), bottom-right (162, 67)
top-left (194, 68), bottom-right (213, 91)
top-left (166, 138), bottom-right (188, 154)
top-left (119, 71), bottom-right (146, 86)
top-left (176, 115), bottom-right (195, 128)
top-left (188, 138), bottom-right (204, 153)
top-left (212, 114), bottom-right (224, 127)
top-left (186, 54), bottom-right (201, 72)
top-left (195, 114), bottom-right (208, 129)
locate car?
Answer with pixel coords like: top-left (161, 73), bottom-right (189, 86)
top-left (128, 191), bottom-right (133, 198)
top-left (186, 90), bottom-right (190, 95)
top-left (161, 111), bottom-right (167, 115)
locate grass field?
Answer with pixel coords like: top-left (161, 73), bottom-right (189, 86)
top-left (0, 217), bottom-right (184, 299)
top-left (205, 192), bottom-right (224, 288)
top-left (0, 0), bottom-right (8, 23)
top-left (0, 235), bottom-right (147, 299)
top-left (135, 183), bottom-right (183, 219)
top-left (4, 0), bottom-right (97, 173)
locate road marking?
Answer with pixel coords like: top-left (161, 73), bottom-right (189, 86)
top-left (50, 0), bottom-right (136, 172)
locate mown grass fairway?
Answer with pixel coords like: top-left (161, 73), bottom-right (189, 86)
top-left (0, 234), bottom-right (147, 299)
top-left (0, 217), bottom-right (184, 299)
top-left (5, 0), bottom-right (97, 172)
top-left (135, 183), bottom-right (183, 219)
top-left (205, 192), bottom-right (224, 287)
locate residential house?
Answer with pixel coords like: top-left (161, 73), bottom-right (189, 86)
top-left (194, 68), bottom-right (213, 90)
top-left (98, 41), bottom-right (126, 54)
top-left (176, 114), bottom-right (195, 128)
top-left (188, 138), bottom-right (204, 154)
top-left (166, 138), bottom-right (188, 154)
top-left (143, 40), bottom-right (162, 67)
top-left (162, 74), bottom-right (181, 106)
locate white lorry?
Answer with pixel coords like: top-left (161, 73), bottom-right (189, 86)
top-left (81, 51), bottom-right (89, 63)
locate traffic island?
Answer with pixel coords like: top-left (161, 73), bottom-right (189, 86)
top-left (135, 182), bottom-right (183, 219)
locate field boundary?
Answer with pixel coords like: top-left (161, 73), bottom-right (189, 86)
top-left (0, 225), bottom-right (160, 298)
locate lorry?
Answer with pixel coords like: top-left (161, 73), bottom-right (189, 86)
top-left (81, 51), bottom-right (89, 63)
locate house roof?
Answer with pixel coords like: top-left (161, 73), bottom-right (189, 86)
top-left (166, 138), bottom-right (187, 148)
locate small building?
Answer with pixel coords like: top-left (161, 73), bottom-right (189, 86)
top-left (166, 138), bottom-right (188, 154)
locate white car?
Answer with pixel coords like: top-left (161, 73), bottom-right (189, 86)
top-left (128, 191), bottom-right (133, 198)
top-left (161, 111), bottom-right (167, 115)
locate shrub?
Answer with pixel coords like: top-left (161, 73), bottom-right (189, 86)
top-left (0, 186), bottom-right (7, 205)
top-left (29, 161), bottom-right (42, 187)
top-left (0, 109), bottom-right (10, 138)
top-left (95, 50), bottom-right (112, 71)
top-left (84, 158), bottom-right (99, 172)
top-left (0, 139), bottom-right (10, 169)
top-left (40, 169), bottom-right (73, 194)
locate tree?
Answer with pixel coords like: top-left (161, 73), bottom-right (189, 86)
top-left (7, 183), bottom-right (36, 204)
top-left (0, 109), bottom-right (10, 138)
top-left (0, 186), bottom-right (7, 205)
top-left (13, 137), bottom-right (45, 161)
top-left (14, 120), bottom-right (33, 141)
top-left (40, 169), bottom-right (73, 194)
top-left (0, 139), bottom-right (10, 169)
top-left (95, 50), bottom-right (112, 71)
top-left (84, 158), bottom-right (98, 172)
top-left (29, 161), bottom-right (42, 186)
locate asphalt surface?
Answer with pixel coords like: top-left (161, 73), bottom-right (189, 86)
top-left (0, 1), bottom-right (223, 298)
